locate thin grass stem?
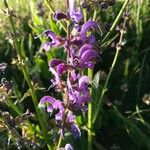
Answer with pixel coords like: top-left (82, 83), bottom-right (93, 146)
top-left (93, 16), bottom-right (128, 124)
top-left (102, 0), bottom-right (129, 43)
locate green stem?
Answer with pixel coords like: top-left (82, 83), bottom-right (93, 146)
top-left (102, 0), bottom-right (129, 43)
top-left (88, 68), bottom-right (93, 150)
top-left (92, 47), bottom-right (120, 124)
top-left (92, 10), bottom-right (98, 21)
top-left (87, 8), bottom-right (98, 150)
top-left (56, 134), bottom-right (62, 150)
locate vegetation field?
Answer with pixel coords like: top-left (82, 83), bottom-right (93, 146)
top-left (0, 0), bottom-right (150, 149)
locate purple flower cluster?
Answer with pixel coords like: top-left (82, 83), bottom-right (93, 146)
top-left (40, 1), bottom-right (98, 139)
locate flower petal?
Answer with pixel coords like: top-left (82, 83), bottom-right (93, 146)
top-left (43, 31), bottom-right (64, 50)
top-left (70, 124), bottom-right (81, 139)
top-left (49, 59), bottom-right (64, 68)
top-left (40, 96), bottom-right (55, 104)
top-left (78, 44), bottom-right (93, 56)
top-left (81, 49), bottom-right (98, 62)
top-left (70, 9), bottom-right (83, 22)
top-left (78, 76), bottom-right (90, 89)
top-left (56, 63), bottom-right (69, 76)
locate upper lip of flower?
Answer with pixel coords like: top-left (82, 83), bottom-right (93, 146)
top-left (43, 31), bottom-right (65, 51)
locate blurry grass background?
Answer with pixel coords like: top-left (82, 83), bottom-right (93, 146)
top-left (0, 0), bottom-right (150, 149)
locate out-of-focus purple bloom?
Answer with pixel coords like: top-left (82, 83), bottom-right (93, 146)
top-left (70, 9), bottom-right (83, 22)
top-left (43, 31), bottom-right (64, 51)
top-left (53, 10), bottom-right (68, 21)
top-left (65, 143), bottom-right (74, 150)
top-left (69, 0), bottom-right (83, 22)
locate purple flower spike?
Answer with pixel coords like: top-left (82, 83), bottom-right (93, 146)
top-left (39, 0), bottom-right (99, 142)
top-left (53, 10), bottom-right (68, 21)
top-left (70, 124), bottom-right (81, 139)
top-left (43, 31), bottom-right (64, 50)
top-left (65, 143), bottom-right (74, 150)
top-left (80, 20), bottom-right (97, 39)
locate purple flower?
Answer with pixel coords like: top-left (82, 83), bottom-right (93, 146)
top-left (70, 44), bottom-right (98, 69)
top-left (69, 0), bottom-right (83, 22)
top-left (80, 20), bottom-right (97, 38)
top-left (78, 76), bottom-right (90, 89)
top-left (80, 20), bottom-right (97, 44)
top-left (43, 31), bottom-right (64, 51)
top-left (40, 96), bottom-right (65, 123)
top-left (70, 124), bottom-right (81, 139)
top-left (80, 49), bottom-right (98, 69)
top-left (66, 73), bottom-right (91, 111)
